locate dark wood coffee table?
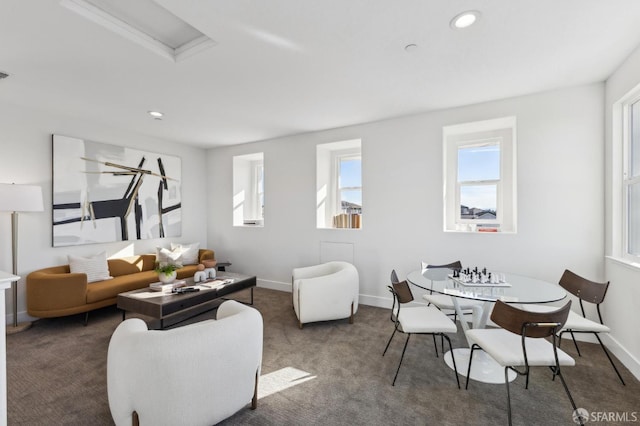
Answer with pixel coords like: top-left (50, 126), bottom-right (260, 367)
top-left (117, 272), bottom-right (256, 329)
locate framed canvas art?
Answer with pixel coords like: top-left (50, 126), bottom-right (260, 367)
top-left (52, 135), bottom-right (182, 246)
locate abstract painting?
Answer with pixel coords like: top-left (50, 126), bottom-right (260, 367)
top-left (52, 135), bottom-right (182, 247)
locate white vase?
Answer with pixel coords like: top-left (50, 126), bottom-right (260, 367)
top-left (158, 270), bottom-right (177, 284)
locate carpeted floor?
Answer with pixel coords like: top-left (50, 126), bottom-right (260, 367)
top-left (6, 287), bottom-right (639, 425)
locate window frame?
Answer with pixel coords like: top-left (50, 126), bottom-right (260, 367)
top-left (622, 93), bottom-right (640, 261)
top-left (232, 152), bottom-right (264, 227)
top-left (334, 150), bottom-right (362, 215)
top-left (455, 138), bottom-right (502, 225)
top-left (316, 139), bottom-right (362, 229)
top-left (443, 117), bottom-right (517, 233)
top-left (253, 162), bottom-right (264, 220)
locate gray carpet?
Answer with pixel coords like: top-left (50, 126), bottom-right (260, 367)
top-left (7, 287), bottom-right (639, 425)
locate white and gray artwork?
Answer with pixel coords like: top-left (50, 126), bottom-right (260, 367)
top-left (52, 135), bottom-right (182, 247)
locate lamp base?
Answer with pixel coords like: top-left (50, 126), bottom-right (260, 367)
top-left (6, 321), bottom-right (32, 335)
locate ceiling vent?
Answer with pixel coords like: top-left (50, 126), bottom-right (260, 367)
top-left (60, 0), bottom-right (216, 62)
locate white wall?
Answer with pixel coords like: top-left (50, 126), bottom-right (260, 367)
top-left (207, 83), bottom-right (605, 308)
top-left (0, 101), bottom-right (209, 324)
top-left (604, 43), bottom-right (640, 380)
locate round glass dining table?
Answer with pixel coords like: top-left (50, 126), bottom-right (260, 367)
top-left (406, 268), bottom-right (567, 384)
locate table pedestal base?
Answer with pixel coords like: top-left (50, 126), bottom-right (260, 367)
top-left (444, 348), bottom-right (516, 384)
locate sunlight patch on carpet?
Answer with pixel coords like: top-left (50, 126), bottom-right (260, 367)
top-left (259, 367), bottom-right (316, 399)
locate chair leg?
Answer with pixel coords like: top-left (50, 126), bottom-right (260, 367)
top-left (84, 312), bottom-right (89, 326)
top-left (465, 344), bottom-right (479, 390)
top-left (393, 334), bottom-right (411, 386)
top-left (594, 333), bottom-right (626, 385)
top-left (383, 328), bottom-right (397, 356)
top-left (349, 302), bottom-right (354, 324)
top-left (252, 370), bottom-right (259, 409)
top-left (505, 367), bottom-right (513, 426)
top-left (550, 365), bottom-right (559, 381)
top-left (569, 331), bottom-right (581, 356)
top-left (443, 334), bottom-right (460, 389)
top-left (432, 334), bottom-right (439, 357)
top-left (556, 368), bottom-right (583, 426)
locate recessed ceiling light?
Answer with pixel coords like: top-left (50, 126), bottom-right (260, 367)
top-left (450, 10), bottom-right (480, 29)
top-left (148, 111), bottom-right (164, 120)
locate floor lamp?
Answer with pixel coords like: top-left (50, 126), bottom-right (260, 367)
top-left (0, 183), bottom-right (44, 334)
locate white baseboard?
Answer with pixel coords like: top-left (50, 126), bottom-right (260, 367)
top-left (4, 311), bottom-right (37, 326)
top-left (601, 334), bottom-right (640, 381)
top-left (358, 294), bottom-right (391, 309)
top-left (257, 278), bottom-right (292, 293)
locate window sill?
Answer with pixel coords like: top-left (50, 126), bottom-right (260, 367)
top-left (318, 227), bottom-right (362, 231)
top-left (605, 256), bottom-right (640, 271)
top-left (444, 229), bottom-right (516, 234)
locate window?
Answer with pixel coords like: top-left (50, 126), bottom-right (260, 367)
top-left (317, 139), bottom-right (362, 229)
top-left (233, 152), bottom-right (264, 226)
top-left (623, 95), bottom-right (640, 258)
top-left (255, 163), bottom-right (264, 220)
top-left (443, 117), bottom-right (517, 233)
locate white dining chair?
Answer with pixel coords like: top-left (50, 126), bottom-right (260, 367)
top-left (465, 300), bottom-right (581, 426)
top-left (421, 261), bottom-right (483, 324)
top-left (524, 269), bottom-right (625, 385)
top-left (383, 269), bottom-right (460, 387)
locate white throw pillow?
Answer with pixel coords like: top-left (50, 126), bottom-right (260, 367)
top-left (156, 247), bottom-right (183, 267)
top-left (68, 252), bottom-right (112, 283)
top-left (170, 242), bottom-right (200, 265)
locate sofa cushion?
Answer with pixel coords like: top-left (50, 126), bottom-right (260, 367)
top-left (108, 255), bottom-right (156, 277)
top-left (170, 242), bottom-right (200, 265)
top-left (156, 247), bottom-right (184, 267)
top-left (86, 271), bottom-right (158, 304)
top-left (69, 252), bottom-right (112, 283)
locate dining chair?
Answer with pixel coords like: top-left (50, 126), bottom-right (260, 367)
top-left (465, 300), bottom-right (581, 426)
top-left (421, 261), bottom-right (483, 323)
top-left (383, 270), bottom-right (460, 387)
top-left (526, 269), bottom-right (625, 385)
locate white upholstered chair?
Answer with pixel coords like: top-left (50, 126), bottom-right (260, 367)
top-left (107, 300), bottom-right (263, 426)
top-left (292, 261), bottom-right (359, 329)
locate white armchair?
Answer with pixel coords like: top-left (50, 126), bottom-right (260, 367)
top-left (292, 261), bottom-right (359, 329)
top-left (107, 300), bottom-right (263, 426)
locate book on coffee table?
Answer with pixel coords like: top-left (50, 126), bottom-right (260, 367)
top-left (149, 280), bottom-right (187, 293)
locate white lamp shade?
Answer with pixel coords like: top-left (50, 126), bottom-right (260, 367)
top-left (0, 183), bottom-right (44, 212)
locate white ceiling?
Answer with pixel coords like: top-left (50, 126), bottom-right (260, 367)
top-left (2, 0), bottom-right (640, 148)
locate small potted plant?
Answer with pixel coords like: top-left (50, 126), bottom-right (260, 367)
top-left (155, 261), bottom-right (181, 283)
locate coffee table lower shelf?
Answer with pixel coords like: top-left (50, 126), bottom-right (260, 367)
top-left (117, 273), bottom-right (256, 329)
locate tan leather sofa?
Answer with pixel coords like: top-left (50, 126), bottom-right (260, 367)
top-left (26, 249), bottom-right (214, 321)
